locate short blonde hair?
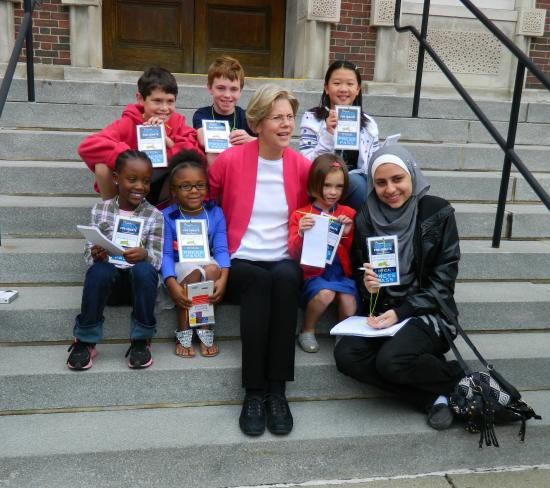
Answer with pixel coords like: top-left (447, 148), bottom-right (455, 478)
top-left (246, 84), bottom-right (299, 132)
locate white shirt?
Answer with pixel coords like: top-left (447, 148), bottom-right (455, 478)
top-left (232, 157), bottom-right (290, 261)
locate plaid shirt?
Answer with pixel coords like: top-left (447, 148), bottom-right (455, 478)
top-left (84, 197), bottom-right (164, 270)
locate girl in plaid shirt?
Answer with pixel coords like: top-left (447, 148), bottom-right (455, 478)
top-left (67, 150), bottom-right (164, 370)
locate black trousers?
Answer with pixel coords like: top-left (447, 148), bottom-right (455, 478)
top-left (226, 258), bottom-right (302, 389)
top-left (334, 318), bottom-right (464, 411)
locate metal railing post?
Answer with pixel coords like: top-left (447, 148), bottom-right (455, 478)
top-left (412, 0), bottom-right (431, 117)
top-left (24, 0), bottom-right (35, 102)
top-left (492, 61), bottom-right (526, 248)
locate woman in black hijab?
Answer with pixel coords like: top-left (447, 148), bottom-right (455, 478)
top-left (334, 145), bottom-right (464, 430)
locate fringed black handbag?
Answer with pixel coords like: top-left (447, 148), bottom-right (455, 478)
top-left (432, 290), bottom-right (541, 448)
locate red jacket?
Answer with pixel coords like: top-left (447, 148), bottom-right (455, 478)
top-left (78, 104), bottom-right (202, 191)
top-left (208, 140), bottom-right (311, 255)
top-left (288, 203), bottom-right (356, 281)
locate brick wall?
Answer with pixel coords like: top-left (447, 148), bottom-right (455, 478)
top-left (527, 1), bottom-right (550, 88)
top-left (14, 0), bottom-right (70, 66)
top-left (329, 1), bottom-right (376, 81)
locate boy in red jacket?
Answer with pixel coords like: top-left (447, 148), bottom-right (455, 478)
top-left (78, 67), bottom-right (202, 204)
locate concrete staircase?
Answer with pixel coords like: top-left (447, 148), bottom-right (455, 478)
top-left (1, 76), bottom-right (550, 487)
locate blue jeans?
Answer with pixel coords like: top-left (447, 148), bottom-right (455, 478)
top-left (343, 172), bottom-right (368, 212)
top-left (73, 261), bottom-right (158, 343)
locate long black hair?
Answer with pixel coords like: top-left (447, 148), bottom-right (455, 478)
top-left (311, 60), bottom-right (366, 129)
top-left (311, 60), bottom-right (367, 170)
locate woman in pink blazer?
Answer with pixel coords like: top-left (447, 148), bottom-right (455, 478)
top-left (209, 84), bottom-right (311, 437)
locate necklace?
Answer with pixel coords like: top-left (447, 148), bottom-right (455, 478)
top-left (178, 204), bottom-right (210, 229)
top-left (211, 105), bottom-right (236, 131)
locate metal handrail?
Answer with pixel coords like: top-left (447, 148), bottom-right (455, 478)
top-left (394, 0), bottom-right (550, 248)
top-left (0, 0), bottom-right (39, 246)
top-left (0, 0), bottom-right (39, 119)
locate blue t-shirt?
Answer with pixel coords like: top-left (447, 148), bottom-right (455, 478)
top-left (192, 105), bottom-right (255, 136)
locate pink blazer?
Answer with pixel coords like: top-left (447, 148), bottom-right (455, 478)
top-left (208, 140), bottom-right (311, 255)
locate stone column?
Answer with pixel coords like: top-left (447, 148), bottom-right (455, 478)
top-left (0, 0), bottom-right (19, 64)
top-left (61, 0), bottom-right (102, 68)
top-left (293, 0), bottom-right (341, 79)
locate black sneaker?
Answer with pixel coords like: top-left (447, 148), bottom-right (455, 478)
top-left (265, 393), bottom-right (293, 435)
top-left (239, 395), bottom-right (266, 436)
top-left (125, 340), bottom-right (153, 369)
top-left (67, 340), bottom-right (96, 370)
top-left (427, 403), bottom-right (454, 430)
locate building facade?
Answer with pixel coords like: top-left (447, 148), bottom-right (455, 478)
top-left (1, 0), bottom-right (548, 94)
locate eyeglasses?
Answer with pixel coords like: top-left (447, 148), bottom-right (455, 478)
top-left (266, 114), bottom-right (295, 124)
top-left (174, 182), bottom-right (208, 191)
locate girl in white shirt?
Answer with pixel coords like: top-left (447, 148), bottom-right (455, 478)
top-left (299, 60), bottom-right (379, 211)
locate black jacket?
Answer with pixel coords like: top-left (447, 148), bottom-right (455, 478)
top-left (352, 195), bottom-right (460, 322)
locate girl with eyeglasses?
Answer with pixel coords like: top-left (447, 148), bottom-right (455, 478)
top-left (159, 150), bottom-right (230, 358)
top-left (299, 60), bottom-right (380, 211)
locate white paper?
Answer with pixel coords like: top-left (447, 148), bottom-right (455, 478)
top-left (137, 124), bottom-right (168, 168)
top-left (330, 315), bottom-right (410, 338)
top-left (300, 214), bottom-right (330, 268)
top-left (367, 235), bottom-right (400, 287)
top-left (77, 225), bottom-right (125, 256)
top-left (334, 105), bottom-right (361, 150)
top-left (382, 133), bottom-right (401, 148)
top-left (202, 119), bottom-right (231, 153)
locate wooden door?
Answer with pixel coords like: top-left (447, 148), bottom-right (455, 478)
top-left (102, 0), bottom-right (285, 76)
top-left (194, 0), bottom-right (285, 77)
top-left (103, 0), bottom-right (195, 73)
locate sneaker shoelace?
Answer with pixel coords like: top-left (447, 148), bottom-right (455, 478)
top-left (266, 394), bottom-right (288, 416)
top-left (244, 397), bottom-right (264, 417)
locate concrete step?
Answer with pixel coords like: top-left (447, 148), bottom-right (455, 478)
top-left (3, 127), bottom-right (550, 175)
top-left (0, 128), bottom-right (87, 161)
top-left (0, 195), bottom-right (98, 237)
top-left (0, 161), bottom-right (95, 195)
top-left (470, 120), bottom-right (550, 145)
top-left (4, 101), bottom-right (550, 147)
top-left (1, 333), bottom-right (549, 412)
top-left (2, 282), bottom-right (549, 343)
top-left (1, 391), bottom-right (548, 487)
top-left (2, 239), bottom-right (550, 284)
top-left (459, 239), bottom-right (550, 280)
top-left (5, 77), bottom-right (548, 122)
top-left (0, 196), bottom-right (536, 239)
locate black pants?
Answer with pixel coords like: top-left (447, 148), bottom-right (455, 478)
top-left (334, 318), bottom-right (464, 411)
top-left (226, 258), bottom-right (302, 389)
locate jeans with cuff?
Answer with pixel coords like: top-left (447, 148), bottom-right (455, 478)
top-left (73, 260), bottom-right (158, 343)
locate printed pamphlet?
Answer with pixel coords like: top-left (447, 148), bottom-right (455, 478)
top-left (109, 216), bottom-right (145, 268)
top-left (137, 124), bottom-right (168, 168)
top-left (202, 119), bottom-right (231, 153)
top-left (334, 105), bottom-right (361, 150)
top-left (176, 219), bottom-right (211, 263)
top-left (330, 315), bottom-right (410, 338)
top-left (187, 280), bottom-right (215, 327)
top-left (0, 290), bottom-right (19, 304)
top-left (367, 235), bottom-right (400, 286)
top-left (326, 218), bottom-right (344, 265)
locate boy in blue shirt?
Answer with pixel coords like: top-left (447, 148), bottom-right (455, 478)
top-left (193, 55), bottom-right (256, 165)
